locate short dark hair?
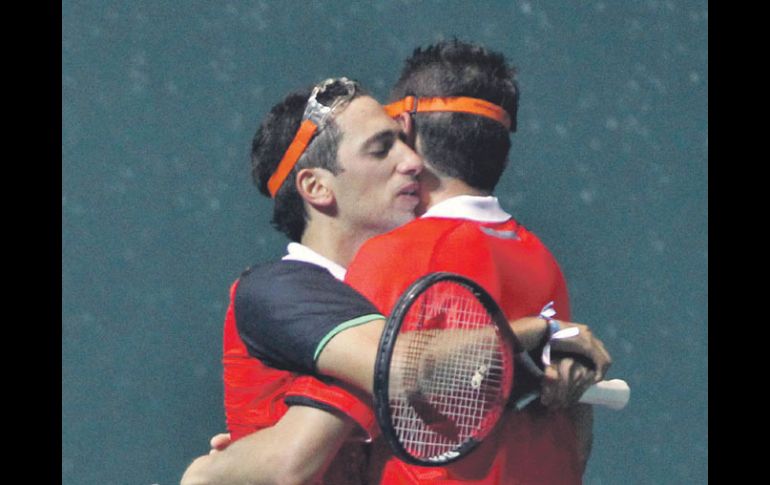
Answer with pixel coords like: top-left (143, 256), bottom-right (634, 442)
top-left (251, 80), bottom-right (365, 241)
top-left (391, 39), bottom-right (519, 192)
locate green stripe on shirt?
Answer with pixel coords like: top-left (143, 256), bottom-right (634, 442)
top-left (313, 313), bottom-right (384, 362)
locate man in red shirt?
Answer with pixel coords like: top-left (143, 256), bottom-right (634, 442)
top-left (339, 39), bottom-right (590, 484)
top-left (182, 77), bottom-right (425, 485)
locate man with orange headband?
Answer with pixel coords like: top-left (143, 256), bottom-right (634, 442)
top-left (182, 41), bottom-right (609, 485)
top-left (187, 77), bottom-right (424, 485)
top-left (340, 38), bottom-right (593, 484)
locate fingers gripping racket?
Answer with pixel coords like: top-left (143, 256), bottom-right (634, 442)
top-left (373, 272), bottom-right (630, 467)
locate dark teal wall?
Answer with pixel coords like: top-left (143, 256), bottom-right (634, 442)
top-left (62, 2), bottom-right (707, 484)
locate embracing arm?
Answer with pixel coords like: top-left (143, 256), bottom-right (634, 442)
top-left (240, 263), bottom-right (609, 400)
top-left (180, 405), bottom-right (357, 485)
top-left (315, 314), bottom-right (608, 395)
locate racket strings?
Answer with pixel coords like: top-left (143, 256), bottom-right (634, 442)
top-left (388, 281), bottom-right (512, 460)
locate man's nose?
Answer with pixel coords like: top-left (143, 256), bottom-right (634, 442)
top-left (397, 146), bottom-right (423, 176)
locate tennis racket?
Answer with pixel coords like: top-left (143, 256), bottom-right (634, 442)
top-left (373, 272), bottom-right (630, 467)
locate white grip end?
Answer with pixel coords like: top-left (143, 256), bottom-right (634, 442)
top-left (579, 379), bottom-right (630, 410)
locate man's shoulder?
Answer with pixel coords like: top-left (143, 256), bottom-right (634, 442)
top-left (347, 218), bottom-right (488, 287)
top-left (361, 217), bottom-right (468, 251)
top-left (236, 259), bottom-right (336, 300)
top-left (240, 259), bottom-right (330, 281)
top-left (440, 217), bottom-right (545, 248)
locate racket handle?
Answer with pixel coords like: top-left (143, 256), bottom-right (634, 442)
top-left (579, 379), bottom-right (630, 410)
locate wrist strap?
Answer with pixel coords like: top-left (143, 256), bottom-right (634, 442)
top-left (538, 301), bottom-right (580, 366)
top-left (535, 301), bottom-right (558, 349)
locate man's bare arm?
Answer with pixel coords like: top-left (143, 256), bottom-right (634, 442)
top-left (316, 315), bottom-right (610, 398)
top-left (567, 403), bottom-right (594, 473)
top-left (180, 405), bottom-right (357, 485)
top-left (315, 318), bottom-right (384, 393)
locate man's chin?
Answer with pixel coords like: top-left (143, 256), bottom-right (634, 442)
top-left (414, 200), bottom-right (428, 217)
top-left (385, 212), bottom-right (417, 233)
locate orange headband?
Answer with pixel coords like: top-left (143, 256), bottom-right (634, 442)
top-left (384, 96), bottom-right (513, 131)
top-left (267, 119), bottom-right (318, 198)
top-left (267, 77), bottom-right (357, 198)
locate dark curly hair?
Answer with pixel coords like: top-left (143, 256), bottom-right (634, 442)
top-left (251, 80), bottom-right (365, 241)
top-left (391, 39), bottom-right (519, 192)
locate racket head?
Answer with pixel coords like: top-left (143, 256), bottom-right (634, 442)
top-left (374, 272), bottom-right (517, 466)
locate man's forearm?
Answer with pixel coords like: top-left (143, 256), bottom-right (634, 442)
top-left (509, 316), bottom-right (550, 352)
top-left (315, 319), bottom-right (383, 393)
top-left (315, 316), bottom-right (550, 395)
top-left (567, 403), bottom-right (594, 473)
top-left (180, 406), bottom-right (357, 485)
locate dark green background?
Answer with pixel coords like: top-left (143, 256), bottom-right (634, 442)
top-left (62, 1), bottom-right (707, 484)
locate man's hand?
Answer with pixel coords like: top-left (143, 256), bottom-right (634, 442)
top-left (539, 321), bottom-right (612, 409)
top-left (547, 321), bottom-right (611, 382)
top-left (540, 357), bottom-right (596, 409)
top-left (208, 433), bottom-right (232, 455)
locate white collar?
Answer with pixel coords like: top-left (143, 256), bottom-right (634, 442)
top-left (282, 242), bottom-right (347, 281)
top-left (421, 195), bottom-right (512, 222)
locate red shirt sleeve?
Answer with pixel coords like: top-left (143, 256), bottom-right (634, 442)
top-left (284, 376), bottom-right (379, 441)
top-left (224, 276), bottom-right (378, 442)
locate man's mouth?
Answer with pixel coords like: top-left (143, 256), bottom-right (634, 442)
top-left (398, 182), bottom-right (419, 198)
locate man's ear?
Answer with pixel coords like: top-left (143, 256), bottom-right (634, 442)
top-left (295, 167), bottom-right (335, 208)
top-left (396, 112), bottom-right (417, 148)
